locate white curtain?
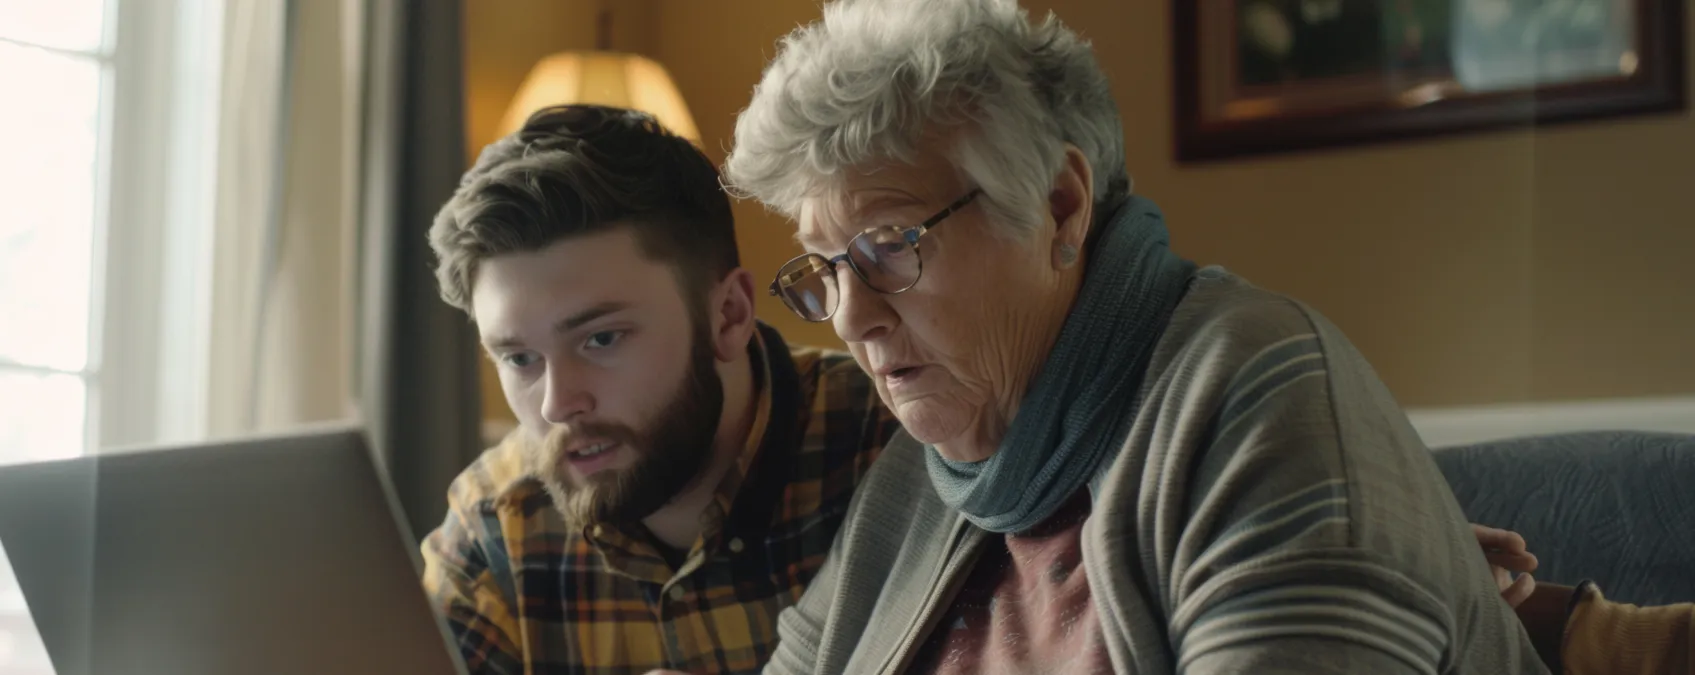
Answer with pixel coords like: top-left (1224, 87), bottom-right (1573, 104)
top-left (205, 0), bottom-right (362, 436)
top-left (203, 0), bottom-right (480, 534)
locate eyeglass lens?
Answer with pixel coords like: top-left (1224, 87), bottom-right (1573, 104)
top-left (777, 226), bottom-right (920, 321)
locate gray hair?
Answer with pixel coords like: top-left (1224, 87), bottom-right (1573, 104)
top-left (723, 0), bottom-right (1128, 234)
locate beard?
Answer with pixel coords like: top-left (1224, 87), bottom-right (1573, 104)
top-left (532, 325), bottom-right (724, 528)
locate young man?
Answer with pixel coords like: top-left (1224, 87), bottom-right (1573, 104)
top-left (420, 105), bottom-right (897, 675)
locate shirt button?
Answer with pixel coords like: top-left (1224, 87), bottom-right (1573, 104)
top-left (727, 537), bottom-right (745, 554)
top-left (668, 585), bottom-right (686, 601)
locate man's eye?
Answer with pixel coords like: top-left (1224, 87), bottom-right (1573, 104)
top-left (583, 330), bottom-right (625, 350)
top-left (502, 352), bottom-right (541, 368)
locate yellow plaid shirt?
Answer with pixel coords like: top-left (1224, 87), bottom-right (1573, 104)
top-left (421, 325), bottom-right (897, 674)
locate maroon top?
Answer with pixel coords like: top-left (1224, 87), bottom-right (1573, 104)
top-left (907, 493), bottom-right (1113, 674)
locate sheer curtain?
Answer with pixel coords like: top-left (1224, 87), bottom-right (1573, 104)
top-left (206, 0), bottom-right (481, 536)
top-left (206, 0), bottom-right (354, 436)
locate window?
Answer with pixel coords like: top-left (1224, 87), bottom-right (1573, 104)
top-left (1, 2), bottom-right (111, 670)
top-left (1, 0), bottom-right (222, 671)
top-left (0, 0), bottom-right (108, 467)
top-left (0, 541), bottom-right (52, 673)
top-left (0, 0), bottom-right (221, 465)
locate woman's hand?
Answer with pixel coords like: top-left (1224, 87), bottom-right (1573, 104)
top-left (1473, 523), bottom-right (1539, 607)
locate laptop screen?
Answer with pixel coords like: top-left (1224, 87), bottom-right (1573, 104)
top-left (0, 542), bottom-right (54, 675)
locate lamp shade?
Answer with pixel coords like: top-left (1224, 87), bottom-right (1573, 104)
top-left (499, 51), bottom-right (699, 143)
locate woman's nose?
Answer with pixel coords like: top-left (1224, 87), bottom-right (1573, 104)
top-left (832, 266), bottom-right (896, 343)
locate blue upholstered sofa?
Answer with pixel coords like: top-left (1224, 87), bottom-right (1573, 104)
top-left (1433, 431), bottom-right (1695, 606)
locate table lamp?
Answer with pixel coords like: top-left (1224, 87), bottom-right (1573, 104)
top-left (498, 10), bottom-right (699, 142)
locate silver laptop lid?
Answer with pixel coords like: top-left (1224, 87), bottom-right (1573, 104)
top-left (0, 425), bottom-right (466, 675)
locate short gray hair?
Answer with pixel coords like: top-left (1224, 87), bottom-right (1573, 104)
top-left (723, 0), bottom-right (1128, 234)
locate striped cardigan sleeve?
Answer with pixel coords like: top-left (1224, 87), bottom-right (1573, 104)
top-left (1149, 295), bottom-right (1542, 674)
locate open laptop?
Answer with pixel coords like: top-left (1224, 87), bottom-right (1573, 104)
top-left (0, 424), bottom-right (468, 675)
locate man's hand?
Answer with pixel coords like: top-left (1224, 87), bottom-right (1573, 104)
top-left (1473, 524), bottom-right (1538, 607)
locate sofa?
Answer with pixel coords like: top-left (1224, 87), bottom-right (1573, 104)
top-left (1434, 431), bottom-right (1695, 606)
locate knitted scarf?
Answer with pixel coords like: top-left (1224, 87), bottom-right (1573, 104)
top-left (926, 196), bottom-right (1196, 533)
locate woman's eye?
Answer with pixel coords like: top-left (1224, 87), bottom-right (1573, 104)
top-left (876, 241), bottom-right (912, 257)
top-left (583, 330), bottom-right (625, 350)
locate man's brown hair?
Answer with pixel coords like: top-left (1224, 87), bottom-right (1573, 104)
top-left (429, 105), bottom-right (738, 314)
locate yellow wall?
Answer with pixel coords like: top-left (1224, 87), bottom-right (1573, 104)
top-left (463, 0), bottom-right (657, 160)
top-left (467, 0), bottom-right (1695, 422)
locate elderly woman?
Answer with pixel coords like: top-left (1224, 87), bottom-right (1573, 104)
top-left (721, 1), bottom-right (1550, 674)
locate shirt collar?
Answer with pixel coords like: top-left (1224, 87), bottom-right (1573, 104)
top-left (699, 324), bottom-right (776, 536)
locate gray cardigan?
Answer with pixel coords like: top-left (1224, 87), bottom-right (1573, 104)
top-left (764, 269), bottom-right (1547, 675)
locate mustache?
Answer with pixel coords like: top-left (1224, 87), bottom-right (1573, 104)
top-left (540, 420), bottom-right (639, 461)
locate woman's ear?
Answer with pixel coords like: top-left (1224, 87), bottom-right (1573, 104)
top-left (709, 267), bottom-right (759, 362)
top-left (1049, 144), bottom-right (1094, 271)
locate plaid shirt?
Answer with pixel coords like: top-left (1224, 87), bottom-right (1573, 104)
top-left (421, 324), bottom-right (898, 675)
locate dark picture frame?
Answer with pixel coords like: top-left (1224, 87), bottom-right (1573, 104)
top-left (1174, 0), bottom-right (1687, 163)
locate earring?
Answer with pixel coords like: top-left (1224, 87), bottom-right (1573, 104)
top-left (1057, 243), bottom-right (1079, 267)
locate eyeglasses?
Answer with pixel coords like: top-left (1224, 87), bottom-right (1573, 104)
top-left (769, 189), bottom-right (981, 322)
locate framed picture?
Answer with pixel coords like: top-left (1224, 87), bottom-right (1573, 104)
top-left (1174, 0), bottom-right (1688, 162)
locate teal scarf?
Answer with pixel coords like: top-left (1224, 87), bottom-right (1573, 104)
top-left (926, 196), bottom-right (1196, 534)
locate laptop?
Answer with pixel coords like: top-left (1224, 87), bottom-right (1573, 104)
top-left (0, 424), bottom-right (468, 675)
